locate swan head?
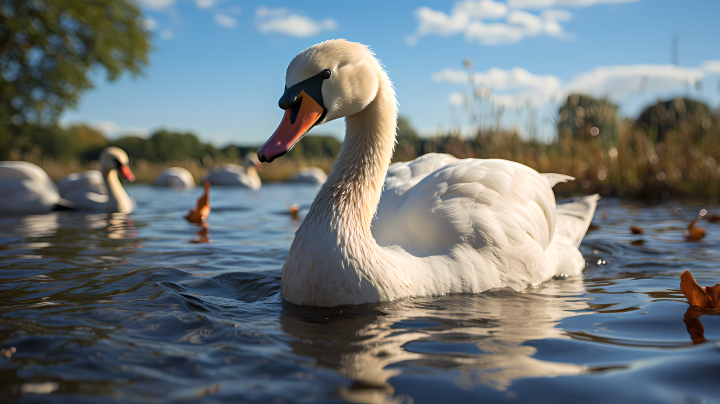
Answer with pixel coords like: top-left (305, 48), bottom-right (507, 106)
top-left (99, 147), bottom-right (135, 182)
top-left (258, 39), bottom-right (381, 163)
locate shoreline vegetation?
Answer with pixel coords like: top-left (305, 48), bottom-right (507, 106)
top-left (5, 94), bottom-right (720, 200)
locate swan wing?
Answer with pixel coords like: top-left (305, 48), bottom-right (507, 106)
top-left (373, 154), bottom-right (557, 258)
top-left (153, 168), bottom-right (195, 189)
top-left (545, 194), bottom-right (600, 276)
top-left (0, 162), bottom-right (59, 214)
top-left (58, 171), bottom-right (107, 197)
top-left (541, 173), bottom-right (574, 188)
top-left (202, 164), bottom-right (260, 189)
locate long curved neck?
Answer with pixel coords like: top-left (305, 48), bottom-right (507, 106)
top-left (103, 169), bottom-right (133, 214)
top-left (304, 74), bottom-right (397, 243)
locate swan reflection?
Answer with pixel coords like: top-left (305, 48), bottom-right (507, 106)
top-left (280, 277), bottom-right (590, 403)
top-left (0, 213), bottom-right (60, 238)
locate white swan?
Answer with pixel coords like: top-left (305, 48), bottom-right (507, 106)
top-left (258, 39), bottom-right (599, 307)
top-left (288, 167), bottom-right (327, 184)
top-left (0, 161), bottom-right (67, 214)
top-left (58, 147), bottom-right (136, 213)
top-left (201, 153), bottom-right (261, 189)
top-left (152, 167), bottom-right (195, 190)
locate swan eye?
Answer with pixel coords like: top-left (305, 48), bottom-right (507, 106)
top-left (321, 69), bottom-right (331, 79)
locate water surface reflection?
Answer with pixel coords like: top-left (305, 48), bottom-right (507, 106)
top-left (0, 187), bottom-right (719, 402)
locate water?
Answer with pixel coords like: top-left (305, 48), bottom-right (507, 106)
top-left (1, 185), bottom-right (719, 403)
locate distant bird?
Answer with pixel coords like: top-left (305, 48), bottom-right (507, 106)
top-left (286, 201), bottom-right (300, 220)
top-left (256, 39), bottom-right (599, 307)
top-left (683, 216), bottom-right (706, 241)
top-left (288, 167), bottom-right (327, 184)
top-left (0, 161), bottom-right (74, 214)
top-left (153, 167), bottom-right (195, 190)
top-left (201, 153), bottom-right (261, 189)
top-left (186, 181), bottom-right (210, 223)
top-left (58, 147), bottom-right (135, 213)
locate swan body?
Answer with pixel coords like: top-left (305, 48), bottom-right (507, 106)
top-left (258, 39), bottom-right (599, 306)
top-left (58, 170), bottom-right (107, 197)
top-left (59, 147), bottom-right (136, 213)
top-left (202, 154), bottom-right (261, 189)
top-left (0, 161), bottom-right (62, 214)
top-left (153, 167), bottom-right (195, 190)
top-left (288, 167), bottom-right (327, 184)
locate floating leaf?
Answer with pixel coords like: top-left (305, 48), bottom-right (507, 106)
top-left (683, 217), bottom-right (706, 241)
top-left (186, 181), bottom-right (211, 224)
top-left (630, 226), bottom-right (643, 234)
top-left (679, 270), bottom-right (720, 309)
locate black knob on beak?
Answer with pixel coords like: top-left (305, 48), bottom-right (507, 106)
top-left (279, 91), bottom-right (298, 110)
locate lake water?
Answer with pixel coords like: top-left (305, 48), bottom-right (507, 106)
top-left (1, 184), bottom-right (719, 403)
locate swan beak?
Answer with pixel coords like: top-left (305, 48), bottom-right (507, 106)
top-left (258, 90), bottom-right (324, 163)
top-left (119, 165), bottom-right (135, 182)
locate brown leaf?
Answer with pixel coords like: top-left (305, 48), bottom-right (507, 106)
top-left (683, 217), bottom-right (705, 241)
top-left (186, 181), bottom-right (211, 224)
top-left (679, 271), bottom-right (720, 309)
top-left (630, 226), bottom-right (643, 234)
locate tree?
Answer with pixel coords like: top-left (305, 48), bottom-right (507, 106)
top-left (0, 0), bottom-right (151, 158)
top-left (557, 94), bottom-right (620, 149)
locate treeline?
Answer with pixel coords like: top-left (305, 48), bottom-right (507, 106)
top-left (7, 94), bottom-right (720, 199)
top-left (3, 124), bottom-right (343, 164)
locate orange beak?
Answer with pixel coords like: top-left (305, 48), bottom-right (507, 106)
top-left (258, 90), bottom-right (324, 163)
top-left (119, 165), bottom-right (135, 182)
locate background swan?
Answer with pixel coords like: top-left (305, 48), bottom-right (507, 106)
top-left (258, 39), bottom-right (599, 307)
top-left (201, 153), bottom-right (261, 189)
top-left (288, 167), bottom-right (327, 184)
top-left (59, 147), bottom-right (136, 213)
top-left (0, 161), bottom-right (64, 214)
top-left (152, 167), bottom-right (195, 190)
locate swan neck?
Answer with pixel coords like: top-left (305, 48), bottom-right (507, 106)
top-left (103, 169), bottom-right (133, 213)
top-left (314, 75), bottom-right (397, 233)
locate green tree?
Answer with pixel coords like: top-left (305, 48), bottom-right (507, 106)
top-left (557, 94), bottom-right (620, 149)
top-left (292, 135), bottom-right (342, 159)
top-left (0, 0), bottom-right (151, 158)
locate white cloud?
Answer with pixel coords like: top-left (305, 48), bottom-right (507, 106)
top-left (143, 18), bottom-right (157, 31)
top-left (255, 7), bottom-right (338, 38)
top-left (703, 61), bottom-right (720, 73)
top-left (135, 0), bottom-right (176, 10)
top-left (508, 0), bottom-right (639, 8)
top-left (449, 92), bottom-right (468, 105)
top-left (564, 64), bottom-right (705, 98)
top-left (409, 1), bottom-right (573, 46)
top-left (413, 6), bottom-right (470, 37)
top-left (196, 0), bottom-right (215, 9)
top-left (214, 13), bottom-right (237, 28)
top-left (160, 29), bottom-right (173, 40)
top-left (433, 61), bottom-right (720, 108)
top-left (541, 9), bottom-right (573, 21)
top-left (456, 0), bottom-right (509, 18)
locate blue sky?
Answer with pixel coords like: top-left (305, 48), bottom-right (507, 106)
top-left (61, 0), bottom-right (720, 146)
